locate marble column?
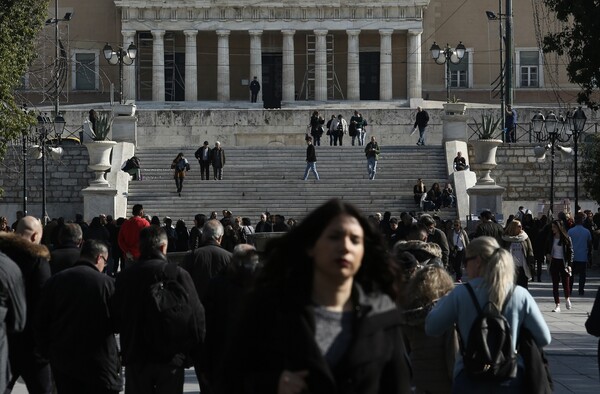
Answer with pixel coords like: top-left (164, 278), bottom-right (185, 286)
top-left (121, 30), bottom-right (136, 103)
top-left (379, 29), bottom-right (393, 100)
top-left (407, 29), bottom-right (423, 105)
top-left (282, 29), bottom-right (296, 102)
top-left (217, 30), bottom-right (231, 101)
top-left (249, 30), bottom-right (263, 102)
top-left (346, 29), bottom-right (361, 101)
top-left (184, 30), bottom-right (198, 101)
top-left (151, 29), bottom-right (165, 102)
top-left (314, 29), bottom-right (328, 101)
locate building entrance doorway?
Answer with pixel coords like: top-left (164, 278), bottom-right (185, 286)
top-left (262, 53), bottom-right (282, 108)
top-left (359, 52), bottom-right (380, 100)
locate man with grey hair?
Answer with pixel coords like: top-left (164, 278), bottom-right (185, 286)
top-left (113, 226), bottom-right (204, 394)
top-left (50, 223), bottom-right (84, 275)
top-left (0, 216), bottom-right (52, 393)
top-left (211, 141), bottom-right (226, 180)
top-left (182, 220), bottom-right (232, 303)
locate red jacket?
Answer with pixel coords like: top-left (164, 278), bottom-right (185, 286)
top-left (118, 216), bottom-right (149, 260)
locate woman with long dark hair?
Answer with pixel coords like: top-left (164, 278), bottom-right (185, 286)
top-left (170, 152), bottom-right (189, 196)
top-left (545, 219), bottom-right (574, 312)
top-left (218, 199), bottom-right (411, 393)
top-left (426, 236), bottom-right (551, 392)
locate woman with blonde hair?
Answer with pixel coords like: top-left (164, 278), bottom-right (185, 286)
top-left (502, 219), bottom-right (534, 289)
top-left (401, 265), bottom-right (457, 394)
top-left (426, 236), bottom-right (551, 392)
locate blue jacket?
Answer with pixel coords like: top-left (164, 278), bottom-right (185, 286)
top-left (425, 278), bottom-right (551, 378)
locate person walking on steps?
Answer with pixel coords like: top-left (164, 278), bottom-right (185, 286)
top-left (302, 136), bottom-right (320, 181)
top-left (171, 152), bottom-right (190, 197)
top-left (194, 141), bottom-right (212, 181)
top-left (414, 106), bottom-right (429, 146)
top-left (249, 76), bottom-right (261, 103)
top-left (365, 136), bottom-right (380, 180)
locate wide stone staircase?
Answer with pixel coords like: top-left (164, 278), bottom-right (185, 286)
top-left (126, 145), bottom-right (455, 223)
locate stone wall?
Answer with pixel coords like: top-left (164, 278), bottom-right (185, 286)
top-left (0, 145), bottom-right (93, 221)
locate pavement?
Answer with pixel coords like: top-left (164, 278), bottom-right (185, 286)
top-left (11, 267), bottom-right (600, 393)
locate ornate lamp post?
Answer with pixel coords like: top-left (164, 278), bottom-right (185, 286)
top-left (567, 106), bottom-right (587, 213)
top-left (531, 110), bottom-right (572, 217)
top-left (430, 41), bottom-right (466, 102)
top-left (103, 42), bottom-right (138, 104)
top-left (32, 113), bottom-right (66, 224)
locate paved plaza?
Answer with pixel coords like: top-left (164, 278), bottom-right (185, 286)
top-left (11, 268), bottom-right (600, 393)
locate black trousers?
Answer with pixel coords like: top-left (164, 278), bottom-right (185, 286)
top-left (199, 160), bottom-right (210, 180)
top-left (174, 176), bottom-right (184, 192)
top-left (125, 363), bottom-right (184, 394)
top-left (52, 368), bottom-right (120, 394)
top-left (6, 354), bottom-right (52, 394)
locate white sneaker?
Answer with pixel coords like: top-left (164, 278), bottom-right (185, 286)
top-left (566, 299), bottom-right (572, 310)
top-left (552, 305), bottom-right (561, 313)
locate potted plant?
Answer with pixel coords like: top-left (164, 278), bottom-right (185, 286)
top-left (470, 113), bottom-right (503, 184)
top-left (84, 111), bottom-right (117, 186)
top-left (443, 95), bottom-right (467, 115)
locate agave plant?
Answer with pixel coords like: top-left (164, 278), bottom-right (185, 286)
top-left (473, 114), bottom-right (501, 139)
top-left (91, 112), bottom-right (113, 141)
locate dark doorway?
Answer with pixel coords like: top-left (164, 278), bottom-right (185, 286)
top-left (359, 52), bottom-right (380, 100)
top-left (165, 53), bottom-right (185, 101)
top-left (262, 53), bottom-right (282, 108)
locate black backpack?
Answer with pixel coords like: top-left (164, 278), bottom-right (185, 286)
top-left (459, 283), bottom-right (517, 381)
top-left (143, 262), bottom-right (197, 359)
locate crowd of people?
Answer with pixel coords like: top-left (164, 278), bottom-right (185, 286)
top-left (309, 110), bottom-right (368, 147)
top-left (413, 178), bottom-right (456, 211)
top-left (1, 200), bottom-right (600, 393)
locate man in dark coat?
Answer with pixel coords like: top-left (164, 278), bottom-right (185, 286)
top-left (211, 141), bottom-right (226, 180)
top-left (419, 214), bottom-right (450, 269)
top-left (0, 216), bottom-right (52, 393)
top-left (112, 226), bottom-right (205, 394)
top-left (475, 209), bottom-right (504, 244)
top-left (194, 141), bottom-right (212, 181)
top-left (0, 251), bottom-right (26, 394)
top-left (35, 240), bottom-right (122, 394)
top-left (414, 106), bottom-right (430, 146)
top-left (255, 213), bottom-right (273, 233)
top-left (182, 220), bottom-right (233, 304)
top-left (49, 223), bottom-right (83, 275)
top-left (302, 136), bottom-right (319, 180)
top-left (249, 76), bottom-right (261, 103)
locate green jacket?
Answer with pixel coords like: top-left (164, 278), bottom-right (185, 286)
top-left (365, 142), bottom-right (380, 160)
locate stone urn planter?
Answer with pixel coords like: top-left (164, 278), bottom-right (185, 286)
top-left (470, 139), bottom-right (503, 185)
top-left (113, 103), bottom-right (136, 116)
top-left (84, 140), bottom-right (117, 186)
top-left (443, 102), bottom-right (467, 115)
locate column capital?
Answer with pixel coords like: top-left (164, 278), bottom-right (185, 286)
top-left (408, 29), bottom-right (423, 36)
top-left (281, 29), bottom-right (296, 36)
top-left (346, 29), bottom-right (361, 36)
top-left (314, 29), bottom-right (328, 36)
top-left (379, 29), bottom-right (394, 36)
top-left (216, 29), bottom-right (231, 37)
top-left (249, 29), bottom-right (263, 36)
top-left (121, 30), bottom-right (136, 39)
top-left (183, 29), bottom-right (198, 38)
top-left (151, 29), bottom-right (165, 39)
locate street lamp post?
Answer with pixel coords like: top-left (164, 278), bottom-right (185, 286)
top-left (430, 41), bottom-right (466, 102)
top-left (568, 106), bottom-right (587, 213)
top-left (531, 110), bottom-right (572, 217)
top-left (33, 113), bottom-right (66, 225)
top-left (45, 1), bottom-right (72, 119)
top-left (103, 42), bottom-right (138, 104)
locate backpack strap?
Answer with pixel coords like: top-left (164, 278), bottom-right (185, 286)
top-left (464, 282), bottom-right (484, 316)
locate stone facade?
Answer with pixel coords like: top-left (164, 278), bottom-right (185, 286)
top-left (0, 145), bottom-right (93, 221)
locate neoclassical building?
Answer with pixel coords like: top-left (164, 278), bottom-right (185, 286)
top-left (26, 0), bottom-right (577, 107)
